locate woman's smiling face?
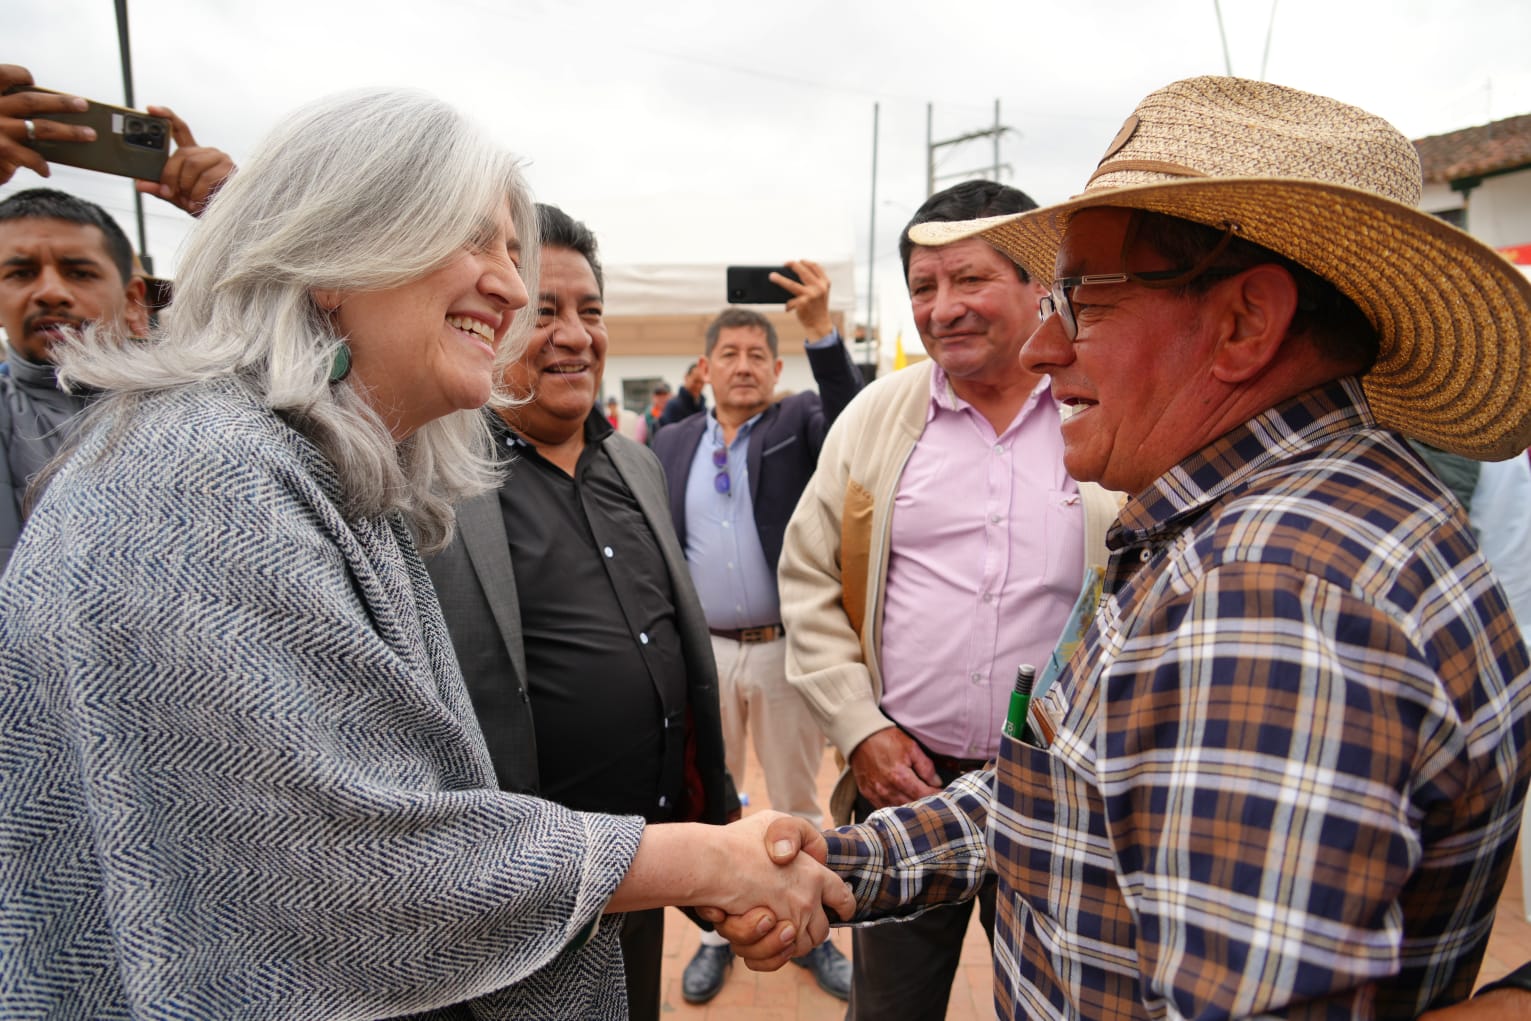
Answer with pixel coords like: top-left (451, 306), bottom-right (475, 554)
top-left (326, 197), bottom-right (527, 439)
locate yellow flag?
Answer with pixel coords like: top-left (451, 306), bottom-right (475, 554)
top-left (892, 330), bottom-right (907, 371)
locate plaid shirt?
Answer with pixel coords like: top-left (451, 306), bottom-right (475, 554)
top-left (826, 378), bottom-right (1531, 1020)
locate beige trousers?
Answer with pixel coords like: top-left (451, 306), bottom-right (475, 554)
top-left (709, 633), bottom-right (826, 824)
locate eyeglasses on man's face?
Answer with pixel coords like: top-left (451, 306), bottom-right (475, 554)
top-left (1037, 268), bottom-right (1206, 341)
top-left (1037, 219), bottom-right (1243, 342)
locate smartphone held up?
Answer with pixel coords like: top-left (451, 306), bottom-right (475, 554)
top-left (6, 85), bottom-right (170, 181)
top-left (726, 265), bottom-right (801, 305)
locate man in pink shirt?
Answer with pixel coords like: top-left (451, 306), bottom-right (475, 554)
top-left (780, 180), bottom-right (1118, 1020)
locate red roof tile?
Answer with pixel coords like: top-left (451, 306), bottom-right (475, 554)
top-left (1415, 113), bottom-right (1531, 183)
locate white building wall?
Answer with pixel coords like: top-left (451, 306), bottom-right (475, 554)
top-left (1420, 181), bottom-right (1462, 216)
top-left (1466, 171), bottom-right (1531, 249)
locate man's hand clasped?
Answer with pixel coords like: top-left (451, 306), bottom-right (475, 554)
top-left (697, 813), bottom-right (850, 972)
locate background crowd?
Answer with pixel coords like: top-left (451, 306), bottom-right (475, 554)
top-left (3, 58), bottom-right (1531, 1021)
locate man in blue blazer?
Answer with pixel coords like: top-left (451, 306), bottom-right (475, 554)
top-left (653, 267), bottom-right (864, 1002)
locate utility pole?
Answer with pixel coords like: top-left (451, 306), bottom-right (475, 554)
top-left (866, 102), bottom-right (879, 372)
top-left (992, 99), bottom-right (1001, 180)
top-left (926, 100), bottom-right (1014, 197)
top-left (1213, 0), bottom-right (1234, 76)
top-left (114, 0), bottom-right (151, 273)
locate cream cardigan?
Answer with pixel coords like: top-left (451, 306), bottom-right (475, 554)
top-left (780, 362), bottom-right (1119, 823)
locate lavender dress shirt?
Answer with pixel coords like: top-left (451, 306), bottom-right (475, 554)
top-left (877, 369), bottom-right (1084, 760)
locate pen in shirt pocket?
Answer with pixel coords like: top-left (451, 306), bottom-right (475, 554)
top-left (1003, 664), bottom-right (1054, 749)
top-left (1026, 697), bottom-right (1057, 749)
top-left (1002, 665), bottom-right (1036, 744)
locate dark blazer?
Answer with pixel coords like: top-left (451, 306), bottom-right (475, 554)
top-left (655, 385), bottom-right (705, 431)
top-left (426, 427), bottom-right (737, 825)
top-left (654, 336), bottom-right (865, 571)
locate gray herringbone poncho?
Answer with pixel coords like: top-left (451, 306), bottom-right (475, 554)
top-left (0, 382), bottom-right (645, 1019)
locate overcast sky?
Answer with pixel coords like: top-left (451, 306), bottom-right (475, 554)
top-left (7, 0), bottom-right (1531, 349)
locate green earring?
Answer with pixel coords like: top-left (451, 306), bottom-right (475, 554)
top-left (329, 343), bottom-right (352, 383)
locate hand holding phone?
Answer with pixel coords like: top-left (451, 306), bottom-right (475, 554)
top-left (727, 265), bottom-right (802, 305)
top-left (779, 259), bottom-right (835, 339)
top-left (0, 65), bottom-right (97, 184)
top-left (4, 67), bottom-right (171, 184)
top-left (725, 260), bottom-right (835, 339)
top-left (2, 68), bottom-right (231, 217)
top-left (132, 105), bottom-right (234, 216)
top-left (5, 83), bottom-right (170, 182)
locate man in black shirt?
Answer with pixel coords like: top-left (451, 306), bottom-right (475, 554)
top-left (426, 204), bottom-right (736, 1021)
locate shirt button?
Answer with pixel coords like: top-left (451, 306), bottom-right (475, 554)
top-left (603, 546), bottom-right (614, 558)
top-left (639, 632), bottom-right (650, 645)
top-left (658, 795), bottom-right (668, 808)
top-left (971, 672), bottom-right (982, 684)
top-left (989, 514), bottom-right (1001, 524)
top-left (982, 593), bottom-right (993, 603)
top-left (993, 444), bottom-right (1004, 454)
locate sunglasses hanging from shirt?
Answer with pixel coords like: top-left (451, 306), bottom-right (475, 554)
top-left (712, 444), bottom-right (731, 496)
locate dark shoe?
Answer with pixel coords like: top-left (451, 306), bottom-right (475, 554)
top-left (682, 944), bottom-right (733, 1004)
top-left (794, 940), bottom-right (851, 1000)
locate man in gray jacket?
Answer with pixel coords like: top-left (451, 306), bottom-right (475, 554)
top-left (0, 188), bottom-right (149, 569)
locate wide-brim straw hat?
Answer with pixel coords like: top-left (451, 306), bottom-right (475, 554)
top-left (909, 76), bottom-right (1531, 461)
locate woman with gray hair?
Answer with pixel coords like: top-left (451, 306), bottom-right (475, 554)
top-left (0, 89), bottom-right (849, 1019)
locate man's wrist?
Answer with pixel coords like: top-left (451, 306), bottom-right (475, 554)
top-left (804, 325), bottom-right (839, 349)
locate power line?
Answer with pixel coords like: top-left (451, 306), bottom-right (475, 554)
top-left (926, 100), bottom-right (1013, 196)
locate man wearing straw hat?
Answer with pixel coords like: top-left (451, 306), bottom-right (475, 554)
top-left (718, 76), bottom-right (1531, 1019)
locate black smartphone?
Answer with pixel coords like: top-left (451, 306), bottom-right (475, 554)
top-left (726, 265), bottom-right (800, 305)
top-left (7, 86), bottom-right (171, 181)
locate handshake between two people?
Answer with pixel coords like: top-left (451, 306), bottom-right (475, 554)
top-left (609, 811), bottom-right (854, 972)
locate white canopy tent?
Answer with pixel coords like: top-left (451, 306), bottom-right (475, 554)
top-left (562, 194), bottom-right (864, 403)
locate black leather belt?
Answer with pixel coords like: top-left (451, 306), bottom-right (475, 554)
top-left (925, 752), bottom-right (990, 778)
top-left (708, 623), bottom-right (784, 644)
top-left (911, 731), bottom-right (989, 779)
